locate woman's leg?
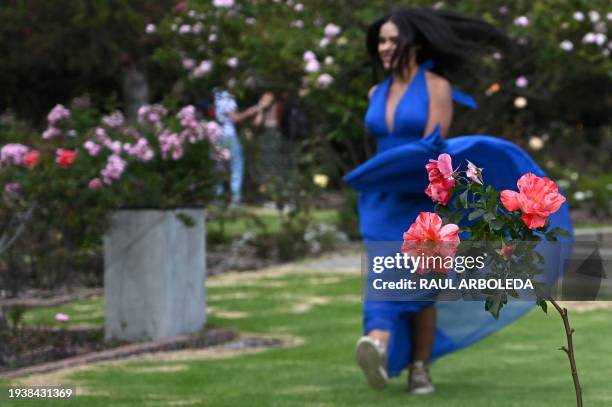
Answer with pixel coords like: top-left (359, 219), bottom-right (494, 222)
top-left (411, 304), bottom-right (436, 364)
top-left (409, 304), bottom-right (436, 394)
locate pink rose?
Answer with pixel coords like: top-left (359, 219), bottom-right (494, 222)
top-left (501, 173), bottom-right (566, 229)
top-left (425, 153), bottom-right (455, 205)
top-left (88, 178), bottom-right (103, 190)
top-left (23, 150), bottom-right (41, 168)
top-left (401, 212), bottom-right (460, 274)
top-left (55, 149), bottom-right (78, 169)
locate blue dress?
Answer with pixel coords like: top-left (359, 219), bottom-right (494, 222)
top-left (344, 63), bottom-right (574, 377)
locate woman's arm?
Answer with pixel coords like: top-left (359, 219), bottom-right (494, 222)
top-left (228, 92), bottom-right (274, 125)
top-left (227, 104), bottom-right (263, 124)
top-left (424, 72), bottom-right (453, 137)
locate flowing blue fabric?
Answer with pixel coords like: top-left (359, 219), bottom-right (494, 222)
top-left (344, 63), bottom-right (573, 377)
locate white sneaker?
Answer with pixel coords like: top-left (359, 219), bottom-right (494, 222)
top-left (408, 360), bottom-right (435, 394)
top-left (355, 336), bottom-right (388, 389)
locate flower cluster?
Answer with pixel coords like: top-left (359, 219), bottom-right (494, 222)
top-left (138, 104), bottom-right (168, 128)
top-left (0, 144), bottom-right (30, 166)
top-left (1, 102), bottom-right (225, 196)
top-left (423, 153), bottom-right (566, 231)
top-left (100, 154), bottom-right (127, 185)
top-left (43, 104), bottom-right (75, 140)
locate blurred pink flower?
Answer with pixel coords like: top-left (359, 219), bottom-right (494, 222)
top-left (324, 23), bottom-right (341, 38)
top-left (23, 150), bottom-right (41, 168)
top-left (84, 140), bottom-right (101, 156)
top-left (178, 24), bottom-right (191, 34)
top-left (594, 33), bottom-right (606, 46)
top-left (101, 111), bottom-right (124, 128)
top-left (227, 57), bottom-right (239, 68)
top-left (138, 105), bottom-right (167, 125)
top-left (305, 59), bottom-right (320, 73)
top-left (219, 148), bottom-right (231, 161)
top-left (208, 33), bottom-right (218, 43)
top-left (582, 32), bottom-right (596, 44)
top-left (124, 138), bottom-right (154, 161)
top-left (182, 58), bottom-right (196, 70)
top-left (316, 73), bottom-right (333, 88)
top-left (47, 104), bottom-right (71, 124)
top-left (205, 121), bottom-right (222, 143)
top-left (513, 16), bottom-right (529, 27)
top-left (573, 11), bottom-right (584, 21)
top-left (158, 130), bottom-right (184, 160)
top-left (303, 50), bottom-right (316, 61)
top-left (319, 37), bottom-right (330, 48)
top-left (4, 182), bottom-right (20, 194)
top-left (101, 154), bottom-right (127, 184)
top-left (94, 127), bottom-right (108, 141)
top-left (560, 40), bottom-right (574, 51)
top-left (515, 76), bottom-right (529, 88)
top-left (42, 126), bottom-right (61, 140)
top-left (1, 143), bottom-right (29, 165)
top-left (213, 0), bottom-right (234, 8)
top-left (191, 60), bottom-right (213, 79)
top-left (588, 10), bottom-right (600, 23)
top-left (55, 313), bottom-right (70, 322)
top-left (104, 140), bottom-right (122, 155)
top-left (88, 178), bottom-right (103, 190)
top-left (55, 149), bottom-right (77, 169)
top-left (294, 3), bottom-right (304, 12)
top-left (193, 22), bottom-right (203, 34)
top-left (145, 24), bottom-right (156, 34)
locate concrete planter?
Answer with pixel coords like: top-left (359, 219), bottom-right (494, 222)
top-left (104, 208), bottom-right (206, 342)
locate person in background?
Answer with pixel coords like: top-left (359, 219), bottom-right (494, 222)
top-left (252, 91), bottom-right (296, 187)
top-left (213, 88), bottom-right (274, 206)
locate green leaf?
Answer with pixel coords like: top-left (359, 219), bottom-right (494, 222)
top-left (468, 209), bottom-right (486, 221)
top-left (548, 226), bottom-right (572, 238)
top-left (537, 299), bottom-right (548, 314)
top-left (490, 219), bottom-right (504, 231)
top-left (458, 190), bottom-right (469, 208)
top-left (483, 212), bottom-right (496, 222)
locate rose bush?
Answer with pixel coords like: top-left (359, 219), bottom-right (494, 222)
top-left (0, 101), bottom-right (225, 292)
top-left (403, 153), bottom-right (581, 404)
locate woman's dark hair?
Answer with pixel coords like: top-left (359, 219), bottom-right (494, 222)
top-left (366, 8), bottom-right (511, 80)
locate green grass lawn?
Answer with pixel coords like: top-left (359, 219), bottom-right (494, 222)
top-left (2, 268), bottom-right (611, 406)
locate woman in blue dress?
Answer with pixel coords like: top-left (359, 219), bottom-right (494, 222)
top-left (344, 8), bottom-right (573, 394)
